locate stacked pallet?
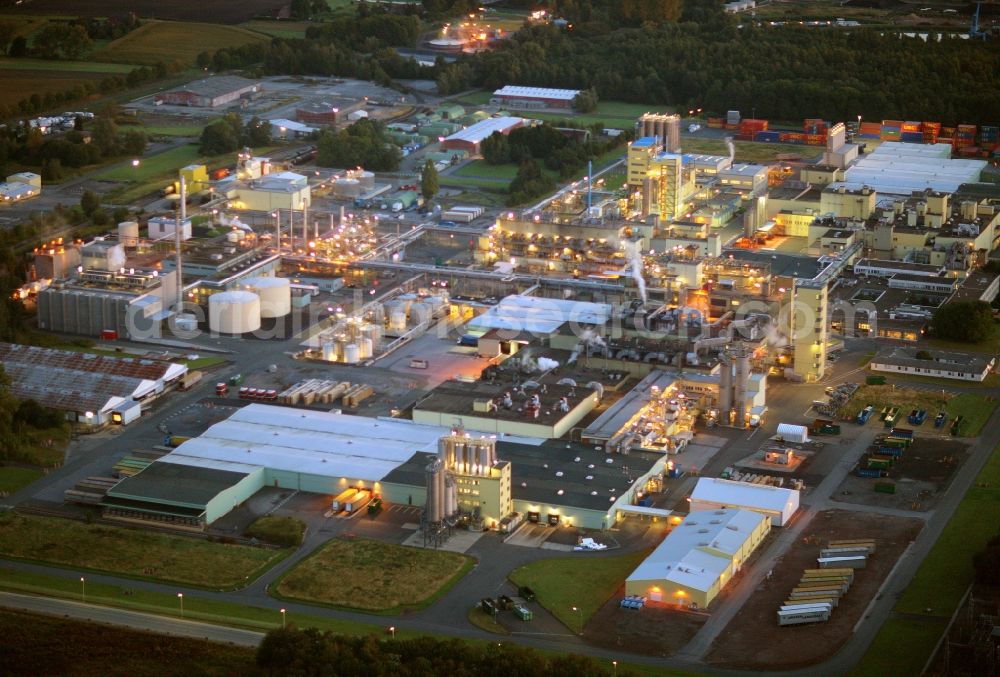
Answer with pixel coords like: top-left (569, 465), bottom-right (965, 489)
top-left (278, 380), bottom-right (352, 405)
top-left (342, 384), bottom-right (374, 408)
top-left (113, 456), bottom-right (153, 478)
top-left (64, 476), bottom-right (119, 505)
top-left (818, 539), bottom-right (875, 569)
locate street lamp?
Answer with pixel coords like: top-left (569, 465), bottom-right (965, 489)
top-left (132, 159), bottom-right (140, 168)
top-left (80, 576), bottom-right (85, 602)
top-left (389, 626), bottom-right (395, 638)
top-left (613, 660), bottom-right (618, 676)
top-left (280, 608), bottom-right (286, 628)
top-left (177, 593), bottom-right (184, 617)
top-left (572, 606), bottom-right (582, 634)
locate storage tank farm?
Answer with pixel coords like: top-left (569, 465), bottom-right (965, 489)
top-left (208, 290), bottom-right (261, 334)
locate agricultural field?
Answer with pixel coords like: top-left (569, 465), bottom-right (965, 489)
top-left (0, 57), bottom-right (135, 73)
top-left (239, 20), bottom-right (313, 39)
top-left (706, 509), bottom-right (923, 670)
top-left (508, 549), bottom-right (651, 632)
top-left (92, 21), bottom-right (270, 66)
top-left (0, 69), bottom-right (107, 107)
top-left (276, 538), bottom-right (472, 612)
top-left (0, 513), bottom-right (287, 588)
top-left (0, 609), bottom-right (258, 677)
top-left (855, 441), bottom-right (1000, 675)
top-left (0, 0), bottom-right (289, 23)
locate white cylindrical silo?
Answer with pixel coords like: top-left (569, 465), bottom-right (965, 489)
top-left (388, 310), bottom-right (406, 332)
top-left (321, 339), bottom-right (336, 361)
top-left (359, 337), bottom-right (373, 359)
top-left (118, 221), bottom-right (139, 248)
top-left (343, 343), bottom-right (360, 364)
top-left (246, 276), bottom-right (291, 318)
top-left (209, 290), bottom-right (261, 334)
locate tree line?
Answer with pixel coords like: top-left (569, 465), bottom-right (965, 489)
top-left (316, 118), bottom-right (401, 172)
top-left (199, 113), bottom-right (272, 155)
top-left (256, 628), bottom-right (629, 676)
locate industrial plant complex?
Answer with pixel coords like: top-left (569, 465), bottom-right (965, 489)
top-left (2, 34), bottom-right (1000, 674)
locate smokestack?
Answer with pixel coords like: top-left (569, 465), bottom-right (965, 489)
top-left (718, 357), bottom-right (733, 422)
top-left (179, 175), bottom-right (187, 224)
top-left (174, 208), bottom-right (183, 314)
top-left (734, 343), bottom-right (750, 429)
top-left (274, 210), bottom-right (281, 254)
top-left (302, 202), bottom-right (308, 250)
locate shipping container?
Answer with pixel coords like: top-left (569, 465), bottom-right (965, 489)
top-left (860, 122), bottom-right (882, 134)
top-left (806, 134), bottom-right (827, 146)
top-left (755, 131), bottom-right (782, 142)
top-left (900, 132), bottom-right (924, 143)
top-left (901, 122), bottom-right (921, 132)
top-left (883, 120), bottom-right (905, 128)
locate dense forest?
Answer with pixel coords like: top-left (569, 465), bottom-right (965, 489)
top-left (440, 0), bottom-right (1000, 124)
top-left (197, 0), bottom-right (999, 125)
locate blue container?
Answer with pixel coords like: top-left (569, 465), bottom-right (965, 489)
top-left (755, 131), bottom-right (781, 142)
top-left (900, 132), bottom-right (923, 143)
top-left (859, 133), bottom-right (880, 139)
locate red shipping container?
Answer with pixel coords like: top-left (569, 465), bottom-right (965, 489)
top-left (883, 119), bottom-right (904, 127)
top-left (901, 122), bottom-right (920, 132)
top-left (806, 134), bottom-right (827, 145)
top-left (860, 122), bottom-right (882, 134)
top-left (921, 121), bottom-right (941, 132)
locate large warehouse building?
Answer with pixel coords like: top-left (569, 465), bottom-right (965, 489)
top-left (689, 478), bottom-right (800, 526)
top-left (440, 116), bottom-right (524, 155)
top-left (105, 404), bottom-right (669, 529)
top-left (155, 76), bottom-right (260, 108)
top-left (625, 508), bottom-right (771, 609)
top-left (0, 343), bottom-right (186, 426)
top-left (491, 85), bottom-right (580, 110)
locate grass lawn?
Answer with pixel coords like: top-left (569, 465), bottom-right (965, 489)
top-left (186, 356), bottom-right (229, 371)
top-left (0, 513), bottom-right (287, 589)
top-left (0, 608), bottom-right (258, 676)
top-left (854, 441), bottom-right (1000, 675)
top-left (926, 324), bottom-right (1000, 356)
top-left (245, 515), bottom-right (306, 547)
top-left (837, 384), bottom-right (996, 436)
top-left (0, 467), bottom-right (44, 494)
top-left (93, 20), bottom-right (269, 66)
top-left (96, 144), bottom-right (203, 182)
top-left (852, 617), bottom-right (948, 677)
top-left (946, 393), bottom-right (997, 436)
top-left (453, 90), bottom-right (494, 106)
top-left (467, 607), bottom-right (510, 635)
top-left (141, 123), bottom-right (209, 137)
top-left (276, 538), bottom-right (472, 613)
top-left (0, 57), bottom-right (136, 73)
top-left (509, 550), bottom-right (651, 632)
top-left (857, 350), bottom-right (877, 367)
top-left (8, 427), bottom-right (69, 468)
top-left (452, 161), bottom-right (518, 180)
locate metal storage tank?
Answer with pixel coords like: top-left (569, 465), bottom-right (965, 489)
top-left (118, 221), bottom-right (139, 248)
top-left (334, 178), bottom-right (361, 198)
top-left (343, 343), bottom-right (361, 364)
top-left (209, 290), bottom-right (261, 334)
top-left (321, 339), bottom-right (337, 362)
top-left (359, 337), bottom-right (373, 359)
top-left (388, 310), bottom-right (406, 332)
top-left (397, 293), bottom-right (417, 314)
top-left (246, 277), bottom-right (291, 318)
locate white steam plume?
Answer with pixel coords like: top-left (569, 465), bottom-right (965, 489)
top-left (622, 239), bottom-right (647, 305)
top-left (536, 357), bottom-right (560, 371)
top-left (725, 136), bottom-right (735, 165)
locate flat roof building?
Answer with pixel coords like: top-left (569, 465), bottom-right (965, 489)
top-left (491, 86), bottom-right (580, 110)
top-left (840, 142), bottom-right (987, 196)
top-left (689, 477), bottom-right (800, 526)
top-left (625, 508), bottom-right (771, 608)
top-left (155, 76), bottom-right (260, 108)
